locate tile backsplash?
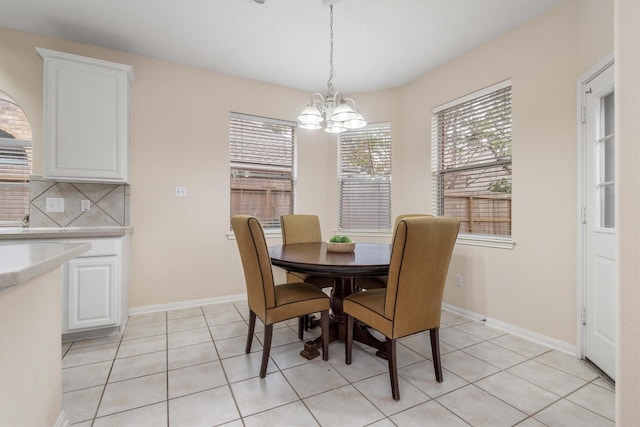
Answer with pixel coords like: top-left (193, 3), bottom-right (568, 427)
top-left (29, 176), bottom-right (130, 228)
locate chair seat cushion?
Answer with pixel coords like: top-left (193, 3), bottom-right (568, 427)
top-left (265, 282), bottom-right (330, 324)
top-left (343, 289), bottom-right (393, 337)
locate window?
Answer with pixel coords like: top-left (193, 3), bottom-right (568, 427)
top-left (0, 95), bottom-right (32, 227)
top-left (229, 113), bottom-right (295, 230)
top-left (432, 81), bottom-right (512, 237)
top-left (338, 123), bottom-right (392, 231)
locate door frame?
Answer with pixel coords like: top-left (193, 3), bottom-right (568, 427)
top-left (576, 53), bottom-right (614, 360)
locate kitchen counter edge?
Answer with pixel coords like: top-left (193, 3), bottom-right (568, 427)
top-left (0, 242), bottom-right (91, 290)
top-left (0, 227), bottom-right (132, 240)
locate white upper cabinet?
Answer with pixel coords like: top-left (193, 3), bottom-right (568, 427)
top-left (37, 48), bottom-right (134, 182)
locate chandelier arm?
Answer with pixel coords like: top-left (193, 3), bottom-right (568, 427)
top-left (310, 92), bottom-right (327, 110)
top-left (343, 97), bottom-right (356, 108)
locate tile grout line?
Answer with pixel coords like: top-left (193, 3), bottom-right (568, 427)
top-left (88, 331), bottom-right (126, 426)
top-left (207, 303), bottom-right (245, 424)
top-left (62, 305), bottom-right (614, 426)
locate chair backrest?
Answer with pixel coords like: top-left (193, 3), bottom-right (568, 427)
top-left (393, 213), bottom-right (432, 231)
top-left (385, 216), bottom-right (460, 338)
top-left (231, 215), bottom-right (276, 319)
top-left (280, 214), bottom-right (322, 244)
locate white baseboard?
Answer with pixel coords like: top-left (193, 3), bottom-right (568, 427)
top-left (129, 293), bottom-right (247, 315)
top-left (442, 303), bottom-right (577, 357)
top-left (129, 297), bottom-right (576, 356)
top-left (53, 410), bottom-right (69, 427)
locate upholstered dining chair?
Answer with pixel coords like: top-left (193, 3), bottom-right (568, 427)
top-left (280, 214), bottom-right (335, 338)
top-left (394, 213), bottom-right (432, 228)
top-left (231, 215), bottom-right (330, 377)
top-left (344, 216), bottom-right (460, 400)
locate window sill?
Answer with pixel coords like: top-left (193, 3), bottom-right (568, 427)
top-left (456, 234), bottom-right (515, 249)
top-left (333, 230), bottom-right (393, 239)
top-left (227, 229), bottom-right (514, 249)
top-left (337, 230), bottom-right (515, 249)
top-left (226, 230), bottom-right (282, 241)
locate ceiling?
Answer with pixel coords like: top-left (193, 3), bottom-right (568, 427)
top-left (1, 0), bottom-right (563, 94)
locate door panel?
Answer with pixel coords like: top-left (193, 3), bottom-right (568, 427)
top-left (584, 64), bottom-right (615, 379)
top-left (67, 256), bottom-right (118, 330)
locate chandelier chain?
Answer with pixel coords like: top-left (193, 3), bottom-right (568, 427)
top-left (327, 4), bottom-right (335, 95)
top-left (297, 0), bottom-right (366, 133)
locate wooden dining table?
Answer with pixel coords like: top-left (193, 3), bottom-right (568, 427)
top-left (269, 241), bottom-right (391, 360)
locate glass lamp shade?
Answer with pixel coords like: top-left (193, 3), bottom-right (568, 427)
top-left (299, 122), bottom-right (322, 130)
top-left (330, 101), bottom-right (357, 122)
top-left (342, 112), bottom-right (367, 129)
top-left (298, 105), bottom-right (324, 124)
top-left (324, 120), bottom-right (347, 133)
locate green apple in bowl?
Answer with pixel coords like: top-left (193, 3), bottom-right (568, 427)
top-left (329, 235), bottom-right (352, 243)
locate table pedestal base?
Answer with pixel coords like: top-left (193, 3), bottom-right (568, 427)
top-left (299, 320), bottom-right (386, 360)
top-left (299, 277), bottom-right (387, 360)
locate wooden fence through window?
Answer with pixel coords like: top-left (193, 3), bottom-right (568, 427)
top-left (230, 176), bottom-right (292, 228)
top-left (443, 194), bottom-right (511, 236)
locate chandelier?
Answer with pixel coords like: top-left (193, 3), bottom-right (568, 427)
top-left (298, 0), bottom-right (366, 133)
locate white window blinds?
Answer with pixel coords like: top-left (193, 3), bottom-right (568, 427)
top-left (433, 81), bottom-right (512, 236)
top-left (0, 139), bottom-right (32, 226)
top-left (229, 113), bottom-right (295, 229)
top-left (338, 123), bottom-right (392, 231)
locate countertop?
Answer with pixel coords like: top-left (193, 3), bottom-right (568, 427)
top-left (0, 242), bottom-right (91, 290)
top-left (0, 227), bottom-right (131, 240)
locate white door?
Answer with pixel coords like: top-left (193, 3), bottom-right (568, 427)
top-left (584, 64), bottom-right (615, 380)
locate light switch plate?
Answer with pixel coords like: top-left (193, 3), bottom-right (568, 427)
top-left (175, 186), bottom-right (188, 198)
top-left (81, 199), bottom-right (91, 212)
top-left (45, 197), bottom-right (65, 213)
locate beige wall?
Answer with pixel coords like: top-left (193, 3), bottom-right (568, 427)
top-left (397, 0), bottom-right (612, 346)
top-left (615, 0), bottom-right (640, 422)
top-left (0, 0), bottom-right (613, 344)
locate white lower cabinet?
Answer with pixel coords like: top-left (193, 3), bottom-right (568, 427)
top-left (66, 256), bottom-right (118, 330)
top-left (60, 236), bottom-right (129, 338)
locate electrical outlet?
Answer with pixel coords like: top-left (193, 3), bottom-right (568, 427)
top-left (81, 199), bottom-right (91, 212)
top-left (45, 197), bottom-right (65, 213)
top-left (455, 274), bottom-right (463, 287)
top-left (175, 186), bottom-right (188, 198)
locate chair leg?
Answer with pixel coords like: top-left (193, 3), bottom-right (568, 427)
top-left (321, 310), bottom-right (329, 361)
top-left (298, 316), bottom-right (305, 340)
top-left (345, 314), bottom-right (353, 365)
top-left (246, 310), bottom-right (256, 354)
top-left (260, 324), bottom-right (273, 378)
top-left (430, 327), bottom-right (443, 382)
top-left (387, 338), bottom-right (400, 400)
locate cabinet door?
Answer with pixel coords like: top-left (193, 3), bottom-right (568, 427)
top-left (66, 256), bottom-right (119, 331)
top-left (37, 48), bottom-right (132, 182)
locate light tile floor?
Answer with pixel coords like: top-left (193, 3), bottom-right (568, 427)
top-left (62, 301), bottom-right (615, 427)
